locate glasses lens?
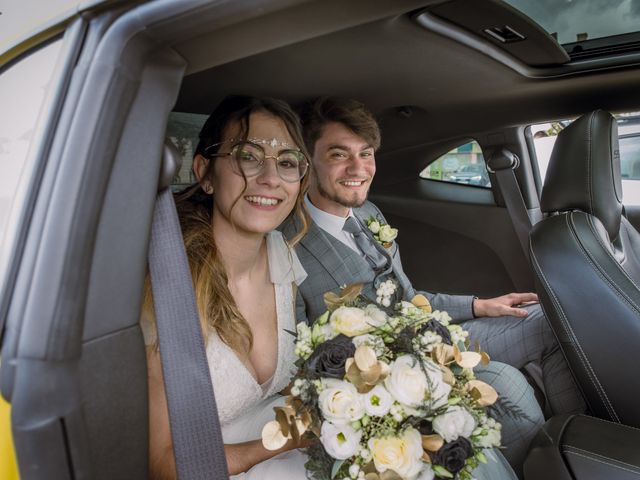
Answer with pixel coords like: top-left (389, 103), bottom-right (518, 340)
top-left (277, 151), bottom-right (307, 182)
top-left (232, 142), bottom-right (264, 176)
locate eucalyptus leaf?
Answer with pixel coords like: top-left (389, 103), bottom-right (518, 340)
top-left (331, 460), bottom-right (345, 479)
top-left (433, 464), bottom-right (454, 478)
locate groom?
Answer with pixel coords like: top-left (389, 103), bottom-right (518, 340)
top-left (283, 97), bottom-right (583, 474)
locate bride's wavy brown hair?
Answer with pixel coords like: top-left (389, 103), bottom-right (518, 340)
top-left (144, 95), bottom-right (310, 353)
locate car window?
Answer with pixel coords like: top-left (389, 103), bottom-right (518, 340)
top-left (0, 39), bottom-right (63, 290)
top-left (166, 111), bottom-right (207, 189)
top-left (531, 114), bottom-right (640, 204)
top-left (419, 140), bottom-right (491, 188)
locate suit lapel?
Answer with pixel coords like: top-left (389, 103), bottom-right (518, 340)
top-left (299, 221), bottom-right (371, 287)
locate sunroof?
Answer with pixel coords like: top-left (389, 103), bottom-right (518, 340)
top-left (504, 0), bottom-right (640, 45)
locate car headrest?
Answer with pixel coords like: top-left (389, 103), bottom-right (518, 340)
top-left (540, 110), bottom-right (622, 240)
top-left (158, 138), bottom-right (183, 192)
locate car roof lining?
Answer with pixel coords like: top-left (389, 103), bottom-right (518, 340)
top-left (165, 0), bottom-right (640, 157)
top-left (173, 0), bottom-right (438, 76)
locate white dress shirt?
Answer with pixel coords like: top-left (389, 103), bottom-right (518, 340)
top-left (304, 195), bottom-right (360, 253)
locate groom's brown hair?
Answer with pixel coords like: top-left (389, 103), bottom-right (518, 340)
top-left (300, 96), bottom-right (381, 155)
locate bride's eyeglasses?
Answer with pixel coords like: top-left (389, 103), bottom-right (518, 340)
top-left (204, 140), bottom-right (309, 183)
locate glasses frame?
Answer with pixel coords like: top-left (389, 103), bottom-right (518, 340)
top-left (203, 140), bottom-right (309, 183)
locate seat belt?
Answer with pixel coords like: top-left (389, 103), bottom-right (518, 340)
top-left (488, 149), bottom-right (542, 262)
top-left (147, 141), bottom-right (229, 479)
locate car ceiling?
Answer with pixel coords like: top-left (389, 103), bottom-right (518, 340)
top-left (171, 0), bottom-right (640, 153)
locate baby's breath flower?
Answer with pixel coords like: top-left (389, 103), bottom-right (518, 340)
top-left (359, 448), bottom-right (371, 463)
top-left (375, 279), bottom-right (397, 307)
top-left (431, 310), bottom-right (452, 325)
top-left (448, 324), bottom-right (469, 344)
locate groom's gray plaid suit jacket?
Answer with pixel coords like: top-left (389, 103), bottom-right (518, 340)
top-left (283, 201), bottom-right (475, 325)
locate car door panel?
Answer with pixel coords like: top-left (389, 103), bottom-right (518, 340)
top-left (370, 178), bottom-right (534, 298)
top-left (1, 3), bottom-right (187, 477)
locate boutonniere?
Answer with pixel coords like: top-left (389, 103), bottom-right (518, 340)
top-left (366, 216), bottom-right (398, 248)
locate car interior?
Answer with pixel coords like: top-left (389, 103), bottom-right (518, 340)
top-left (2, 0), bottom-right (640, 478)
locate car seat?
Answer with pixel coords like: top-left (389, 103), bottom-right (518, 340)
top-left (529, 109), bottom-right (640, 426)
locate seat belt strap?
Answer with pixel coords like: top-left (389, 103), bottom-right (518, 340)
top-left (148, 187), bottom-right (229, 479)
top-left (488, 150), bottom-right (542, 261)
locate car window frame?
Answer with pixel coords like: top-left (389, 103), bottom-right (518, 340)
top-left (418, 138), bottom-right (493, 190)
top-left (0, 21), bottom-right (87, 341)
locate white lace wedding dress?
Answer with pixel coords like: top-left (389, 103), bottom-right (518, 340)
top-left (145, 231), bottom-right (517, 480)
top-left (210, 231), bottom-right (309, 479)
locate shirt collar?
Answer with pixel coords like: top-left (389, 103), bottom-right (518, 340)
top-left (305, 194), bottom-right (356, 236)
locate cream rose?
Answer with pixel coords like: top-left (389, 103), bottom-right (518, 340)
top-left (378, 224), bottom-right (398, 243)
top-left (368, 427), bottom-right (423, 479)
top-left (432, 405), bottom-right (476, 442)
top-left (320, 421), bottom-right (362, 460)
top-left (368, 220), bottom-right (381, 234)
top-left (319, 378), bottom-right (365, 425)
top-left (330, 306), bottom-right (374, 337)
top-left (385, 355), bottom-right (451, 410)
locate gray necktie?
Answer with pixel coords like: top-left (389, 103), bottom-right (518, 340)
top-left (343, 216), bottom-right (389, 271)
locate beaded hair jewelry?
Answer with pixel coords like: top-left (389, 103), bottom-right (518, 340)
top-left (228, 137), bottom-right (296, 149)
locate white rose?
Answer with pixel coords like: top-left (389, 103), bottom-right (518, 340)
top-left (432, 405), bottom-right (476, 442)
top-left (385, 355), bottom-right (428, 407)
top-left (368, 427), bottom-right (423, 479)
top-left (363, 384), bottom-right (394, 417)
top-left (320, 421), bottom-right (362, 460)
top-left (369, 220), bottom-right (381, 234)
top-left (319, 378), bottom-right (365, 425)
top-left (331, 306), bottom-right (374, 337)
top-left (384, 355), bottom-right (451, 411)
top-left (363, 304), bottom-right (388, 327)
top-left (378, 224), bottom-right (398, 243)
top-left (423, 360), bottom-right (453, 410)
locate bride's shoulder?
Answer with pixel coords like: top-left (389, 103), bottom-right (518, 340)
top-left (266, 231), bottom-right (307, 286)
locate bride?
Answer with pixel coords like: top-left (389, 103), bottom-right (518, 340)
top-left (142, 95), bottom-right (517, 480)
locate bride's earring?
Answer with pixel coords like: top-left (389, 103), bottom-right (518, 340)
top-left (203, 183), bottom-right (214, 194)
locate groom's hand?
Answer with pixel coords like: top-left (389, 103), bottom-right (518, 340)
top-left (473, 292), bottom-right (539, 318)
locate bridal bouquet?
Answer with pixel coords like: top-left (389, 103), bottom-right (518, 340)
top-left (262, 283), bottom-right (501, 480)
